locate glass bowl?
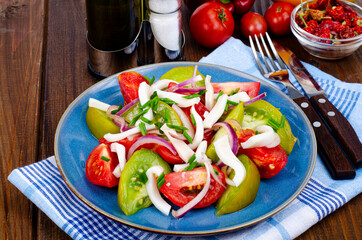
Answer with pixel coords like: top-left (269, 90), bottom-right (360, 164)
top-left (291, 0), bottom-right (362, 60)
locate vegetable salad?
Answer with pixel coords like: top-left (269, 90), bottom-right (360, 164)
top-left (85, 66), bottom-right (297, 218)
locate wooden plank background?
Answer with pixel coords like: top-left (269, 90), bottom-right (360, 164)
top-left (1, 0), bottom-right (361, 239)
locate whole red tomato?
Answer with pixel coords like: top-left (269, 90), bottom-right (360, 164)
top-left (184, 0), bottom-right (234, 13)
top-left (190, 2), bottom-right (235, 48)
top-left (264, 2), bottom-right (294, 36)
top-left (240, 12), bottom-right (267, 38)
top-left (233, 0), bottom-right (255, 16)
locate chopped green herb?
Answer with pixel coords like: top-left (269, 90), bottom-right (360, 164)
top-left (157, 178), bottom-right (166, 189)
top-left (166, 124), bottom-right (188, 131)
top-left (139, 171), bottom-right (148, 184)
top-left (183, 90), bottom-right (207, 99)
top-left (255, 130), bottom-right (259, 135)
top-left (129, 109), bottom-right (149, 126)
top-left (279, 115), bottom-right (286, 128)
top-left (190, 113), bottom-right (196, 126)
top-left (156, 172), bottom-right (165, 183)
top-left (216, 91), bottom-right (224, 101)
top-left (150, 91), bottom-right (158, 99)
top-left (141, 116), bottom-right (153, 125)
top-left (164, 108), bottom-right (170, 123)
top-left (152, 98), bottom-right (159, 111)
top-left (183, 130), bottom-right (193, 144)
top-left (267, 118), bottom-right (280, 131)
top-left (159, 98), bottom-right (176, 105)
top-left (145, 75), bottom-right (156, 85)
top-left (225, 103), bottom-right (229, 112)
top-left (188, 154), bottom-right (196, 164)
top-left (214, 169), bottom-right (219, 175)
top-left (139, 122), bottom-right (147, 136)
top-left (229, 88), bottom-right (240, 96)
top-left (101, 156), bottom-right (110, 162)
top-left (227, 100), bottom-right (238, 106)
top-left (185, 161), bottom-right (199, 171)
top-left (110, 105), bottom-right (123, 114)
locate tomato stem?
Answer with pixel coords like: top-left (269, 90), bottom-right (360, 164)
top-left (215, 8), bottom-right (228, 28)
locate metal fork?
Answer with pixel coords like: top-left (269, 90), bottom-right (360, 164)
top-left (249, 32), bottom-right (356, 180)
top-left (249, 32), bottom-right (303, 100)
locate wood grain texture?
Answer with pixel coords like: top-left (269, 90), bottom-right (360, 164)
top-left (0, 0), bottom-right (44, 239)
top-left (2, 0), bottom-right (361, 239)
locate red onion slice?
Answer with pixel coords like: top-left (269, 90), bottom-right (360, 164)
top-left (127, 135), bottom-right (177, 160)
top-left (161, 124), bottom-right (195, 162)
top-left (116, 98), bottom-right (139, 116)
top-left (106, 106), bottom-right (128, 132)
top-left (213, 122), bottom-right (238, 155)
top-left (172, 158), bottom-right (212, 218)
top-left (172, 104), bottom-right (195, 139)
top-left (174, 87), bottom-right (206, 94)
top-left (191, 65), bottom-right (198, 88)
top-left (244, 92), bottom-right (266, 106)
top-left (203, 94), bottom-right (228, 128)
top-left (214, 135), bottom-right (246, 187)
top-left (167, 75), bottom-right (203, 92)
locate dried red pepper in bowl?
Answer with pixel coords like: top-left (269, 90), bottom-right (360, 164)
top-left (291, 0), bottom-right (362, 59)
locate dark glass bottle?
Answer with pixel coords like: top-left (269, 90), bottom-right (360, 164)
top-left (86, 0), bottom-right (141, 51)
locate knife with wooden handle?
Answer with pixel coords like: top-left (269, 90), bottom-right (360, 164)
top-left (274, 42), bottom-right (362, 168)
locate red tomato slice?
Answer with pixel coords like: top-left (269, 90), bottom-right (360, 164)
top-left (160, 166), bottom-right (225, 208)
top-left (237, 128), bottom-right (288, 178)
top-left (182, 102), bottom-right (209, 120)
top-left (99, 136), bottom-right (139, 152)
top-left (85, 143), bottom-right (119, 187)
top-left (240, 145), bottom-right (288, 179)
top-left (118, 71), bottom-right (149, 104)
top-left (211, 82), bottom-right (261, 98)
top-left (156, 145), bottom-right (184, 164)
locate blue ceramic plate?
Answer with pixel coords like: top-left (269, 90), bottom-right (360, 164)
top-left (55, 62), bottom-right (316, 235)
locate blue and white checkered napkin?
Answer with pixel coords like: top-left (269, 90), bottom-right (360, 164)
top-left (8, 37), bottom-right (362, 240)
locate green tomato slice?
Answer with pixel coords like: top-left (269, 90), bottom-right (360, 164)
top-left (206, 102), bottom-right (244, 162)
top-left (242, 100), bottom-right (297, 155)
top-left (215, 154), bottom-right (260, 216)
top-left (86, 107), bottom-right (120, 140)
top-left (160, 66), bottom-right (206, 86)
top-left (118, 149), bottom-right (171, 216)
top-left (121, 100), bottom-right (182, 126)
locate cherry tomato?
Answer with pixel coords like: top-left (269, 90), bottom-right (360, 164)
top-left (160, 166), bottom-right (225, 208)
top-left (264, 2), bottom-right (294, 36)
top-left (233, 0), bottom-right (256, 16)
top-left (118, 71), bottom-right (149, 104)
top-left (190, 2), bottom-right (235, 48)
top-left (237, 129), bottom-right (288, 178)
top-left (211, 81), bottom-right (261, 98)
top-left (240, 12), bottom-right (267, 38)
top-left (85, 143), bottom-right (119, 187)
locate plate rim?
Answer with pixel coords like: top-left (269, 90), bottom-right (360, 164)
top-left (54, 61), bottom-right (317, 235)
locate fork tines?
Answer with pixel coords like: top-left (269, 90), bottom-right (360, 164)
top-left (249, 32), bottom-right (286, 76)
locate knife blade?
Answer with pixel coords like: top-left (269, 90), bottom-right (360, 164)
top-left (274, 42), bottom-right (362, 168)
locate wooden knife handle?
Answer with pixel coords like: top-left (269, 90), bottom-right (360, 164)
top-left (293, 96), bottom-right (355, 179)
top-left (310, 95), bottom-right (362, 167)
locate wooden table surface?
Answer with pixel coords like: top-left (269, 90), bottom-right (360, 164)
top-left (1, 0), bottom-right (361, 239)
